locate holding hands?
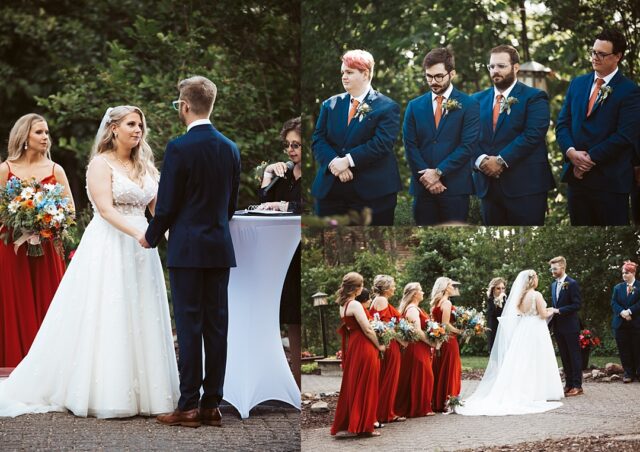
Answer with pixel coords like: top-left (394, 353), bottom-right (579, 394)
top-left (418, 168), bottom-right (447, 194)
top-left (567, 148), bottom-right (596, 179)
top-left (329, 156), bottom-right (352, 182)
top-left (620, 309), bottom-right (633, 321)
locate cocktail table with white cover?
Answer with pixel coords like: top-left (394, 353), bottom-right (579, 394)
top-left (222, 214), bottom-right (301, 418)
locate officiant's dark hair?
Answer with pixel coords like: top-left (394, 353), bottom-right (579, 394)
top-left (178, 76), bottom-right (217, 115)
top-left (279, 116), bottom-right (301, 142)
top-left (490, 45), bottom-right (520, 65)
top-left (423, 48), bottom-right (455, 72)
top-left (595, 29), bottom-right (627, 60)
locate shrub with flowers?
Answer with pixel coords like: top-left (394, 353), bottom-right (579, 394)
top-left (579, 328), bottom-right (601, 350)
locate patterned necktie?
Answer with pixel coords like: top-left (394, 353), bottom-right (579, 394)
top-left (347, 98), bottom-right (360, 125)
top-left (434, 95), bottom-right (444, 128)
top-left (587, 78), bottom-right (605, 117)
top-left (492, 94), bottom-right (503, 130)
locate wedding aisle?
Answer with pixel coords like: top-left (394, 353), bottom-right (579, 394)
top-left (301, 377), bottom-right (640, 451)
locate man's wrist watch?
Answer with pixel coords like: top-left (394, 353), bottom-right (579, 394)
top-left (435, 168), bottom-right (443, 177)
top-left (496, 156), bottom-right (507, 168)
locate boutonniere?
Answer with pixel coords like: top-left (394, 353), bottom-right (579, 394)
top-left (561, 282), bottom-right (569, 290)
top-left (499, 96), bottom-right (519, 115)
top-left (627, 285), bottom-right (635, 295)
top-left (442, 99), bottom-right (462, 116)
top-left (354, 102), bottom-right (372, 122)
top-left (596, 85), bottom-right (613, 106)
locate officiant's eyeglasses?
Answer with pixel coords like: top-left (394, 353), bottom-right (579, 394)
top-left (283, 141), bottom-right (301, 150)
top-left (172, 100), bottom-right (187, 111)
top-left (425, 72), bottom-right (451, 83)
top-left (589, 50), bottom-right (614, 60)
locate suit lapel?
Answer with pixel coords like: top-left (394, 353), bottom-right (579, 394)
top-left (480, 89), bottom-right (495, 143)
top-left (493, 83), bottom-right (522, 136)
top-left (436, 88), bottom-right (458, 139)
top-left (343, 89), bottom-right (376, 144)
top-left (580, 74), bottom-right (595, 120)
top-left (424, 92), bottom-right (437, 137)
top-left (590, 70), bottom-right (622, 117)
top-left (551, 281), bottom-right (557, 306)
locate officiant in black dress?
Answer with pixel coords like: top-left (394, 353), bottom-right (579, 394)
top-left (485, 277), bottom-right (507, 352)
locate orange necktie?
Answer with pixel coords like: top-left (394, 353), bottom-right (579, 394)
top-left (492, 94), bottom-right (503, 130)
top-left (587, 78), bottom-right (605, 117)
top-left (627, 285), bottom-right (632, 295)
top-left (347, 98), bottom-right (360, 125)
top-left (434, 96), bottom-right (444, 128)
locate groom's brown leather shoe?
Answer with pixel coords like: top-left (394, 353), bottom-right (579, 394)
top-left (565, 388), bottom-right (583, 397)
top-left (156, 408), bottom-right (201, 428)
top-left (563, 386), bottom-right (571, 395)
top-left (200, 407), bottom-right (222, 427)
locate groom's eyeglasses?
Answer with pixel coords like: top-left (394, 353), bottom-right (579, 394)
top-left (172, 100), bottom-right (186, 111)
top-left (283, 141), bottom-right (301, 150)
top-left (425, 72), bottom-right (451, 83)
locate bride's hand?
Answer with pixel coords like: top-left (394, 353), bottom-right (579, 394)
top-left (136, 232), bottom-right (150, 248)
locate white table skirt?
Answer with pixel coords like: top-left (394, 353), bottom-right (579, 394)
top-left (222, 214), bottom-right (301, 418)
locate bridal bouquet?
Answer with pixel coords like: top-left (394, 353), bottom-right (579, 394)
top-left (370, 313), bottom-right (398, 348)
top-left (395, 318), bottom-right (420, 343)
top-left (451, 306), bottom-right (489, 344)
top-left (0, 177), bottom-right (75, 256)
top-left (424, 320), bottom-right (449, 350)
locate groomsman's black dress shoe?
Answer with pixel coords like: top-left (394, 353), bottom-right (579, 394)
top-left (156, 408), bottom-right (201, 428)
top-left (623, 376), bottom-right (633, 383)
top-left (200, 407), bottom-right (222, 427)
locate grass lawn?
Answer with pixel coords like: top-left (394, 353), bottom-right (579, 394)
top-left (461, 355), bottom-right (620, 370)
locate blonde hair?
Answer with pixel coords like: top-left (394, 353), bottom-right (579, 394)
top-left (336, 272), bottom-right (364, 306)
top-left (429, 277), bottom-right (452, 310)
top-left (549, 256), bottom-right (566, 268)
top-left (178, 76), bottom-right (217, 116)
top-left (372, 274), bottom-right (395, 296)
top-left (399, 282), bottom-right (422, 315)
top-left (89, 106), bottom-right (158, 184)
top-left (7, 114), bottom-right (52, 161)
top-left (486, 277), bottom-right (507, 298)
top-left (518, 270), bottom-right (538, 307)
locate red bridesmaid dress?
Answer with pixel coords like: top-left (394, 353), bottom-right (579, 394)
top-left (432, 303), bottom-right (462, 412)
top-left (331, 300), bottom-right (380, 435)
top-left (370, 302), bottom-right (402, 423)
top-left (0, 163), bottom-right (66, 367)
top-left (395, 305), bottom-right (434, 417)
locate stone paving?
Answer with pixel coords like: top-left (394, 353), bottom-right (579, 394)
top-left (301, 376), bottom-right (640, 452)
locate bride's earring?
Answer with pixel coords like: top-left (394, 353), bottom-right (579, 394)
top-left (24, 142), bottom-right (28, 150)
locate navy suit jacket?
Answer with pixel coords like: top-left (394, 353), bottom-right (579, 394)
top-left (556, 70), bottom-right (640, 193)
top-left (311, 89), bottom-right (402, 200)
top-left (472, 82), bottom-right (555, 198)
top-left (145, 123), bottom-right (241, 268)
top-left (403, 87), bottom-right (480, 197)
top-left (611, 280), bottom-right (640, 330)
top-left (550, 276), bottom-right (582, 333)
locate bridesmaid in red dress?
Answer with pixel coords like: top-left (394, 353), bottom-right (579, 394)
top-left (369, 274), bottom-right (406, 425)
top-left (0, 114), bottom-right (75, 367)
top-left (395, 282), bottom-right (435, 418)
top-left (331, 272), bottom-right (385, 438)
top-left (430, 277), bottom-right (463, 412)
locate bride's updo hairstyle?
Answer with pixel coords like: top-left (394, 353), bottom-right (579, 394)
top-left (429, 276), bottom-right (453, 310)
top-left (399, 282), bottom-right (422, 314)
top-left (90, 105), bottom-right (159, 184)
top-left (372, 274), bottom-right (395, 297)
top-left (336, 272), bottom-right (364, 306)
top-left (522, 270), bottom-right (537, 291)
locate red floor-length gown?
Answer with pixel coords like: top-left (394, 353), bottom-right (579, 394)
top-left (432, 304), bottom-right (462, 412)
top-left (331, 300), bottom-right (380, 435)
top-left (395, 305), bottom-right (434, 417)
top-left (370, 302), bottom-right (402, 422)
top-left (0, 164), bottom-right (66, 367)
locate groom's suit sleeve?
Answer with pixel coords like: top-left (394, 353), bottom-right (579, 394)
top-left (145, 141), bottom-right (186, 247)
top-left (558, 280), bottom-right (581, 315)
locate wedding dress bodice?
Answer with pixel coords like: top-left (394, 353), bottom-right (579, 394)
top-left (520, 292), bottom-right (540, 317)
top-left (87, 157), bottom-right (157, 217)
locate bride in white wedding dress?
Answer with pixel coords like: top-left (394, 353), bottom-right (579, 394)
top-left (0, 106), bottom-right (179, 418)
top-left (457, 269), bottom-right (564, 416)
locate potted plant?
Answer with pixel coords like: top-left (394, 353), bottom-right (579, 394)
top-left (578, 328), bottom-right (601, 370)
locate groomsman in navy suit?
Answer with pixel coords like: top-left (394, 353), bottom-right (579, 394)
top-left (556, 28), bottom-right (640, 225)
top-left (403, 48), bottom-right (480, 225)
top-left (611, 261), bottom-right (640, 383)
top-left (143, 76), bottom-right (241, 427)
top-left (312, 49), bottom-right (402, 225)
top-left (549, 256), bottom-right (583, 397)
top-left (472, 45), bottom-right (555, 225)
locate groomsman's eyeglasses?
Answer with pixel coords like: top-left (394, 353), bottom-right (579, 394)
top-left (425, 72), bottom-right (451, 83)
top-left (589, 50), bottom-right (614, 60)
top-left (283, 141), bottom-right (301, 150)
top-left (172, 100), bottom-right (187, 111)
top-left (486, 63), bottom-right (510, 71)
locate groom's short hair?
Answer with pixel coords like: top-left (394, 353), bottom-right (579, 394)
top-left (490, 45), bottom-right (520, 65)
top-left (423, 48), bottom-right (455, 72)
top-left (178, 76), bottom-right (217, 116)
top-left (549, 256), bottom-right (566, 268)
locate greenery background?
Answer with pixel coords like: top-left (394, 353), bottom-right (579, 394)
top-left (302, 226), bottom-right (639, 357)
top-left (301, 0), bottom-right (640, 224)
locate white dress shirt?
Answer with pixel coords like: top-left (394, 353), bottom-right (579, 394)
top-left (431, 83), bottom-right (454, 114)
top-left (187, 118), bottom-right (212, 132)
top-left (555, 274), bottom-right (567, 300)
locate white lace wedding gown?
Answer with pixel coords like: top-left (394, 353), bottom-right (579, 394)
top-left (457, 284), bottom-right (563, 416)
top-left (0, 161), bottom-right (179, 418)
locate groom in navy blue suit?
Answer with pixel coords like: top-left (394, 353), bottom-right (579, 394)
top-left (143, 76), bottom-right (241, 427)
top-left (549, 256), bottom-right (583, 397)
top-left (556, 28), bottom-right (640, 225)
top-left (403, 47), bottom-right (480, 225)
top-left (472, 45), bottom-right (555, 225)
top-left (312, 49), bottom-right (402, 225)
